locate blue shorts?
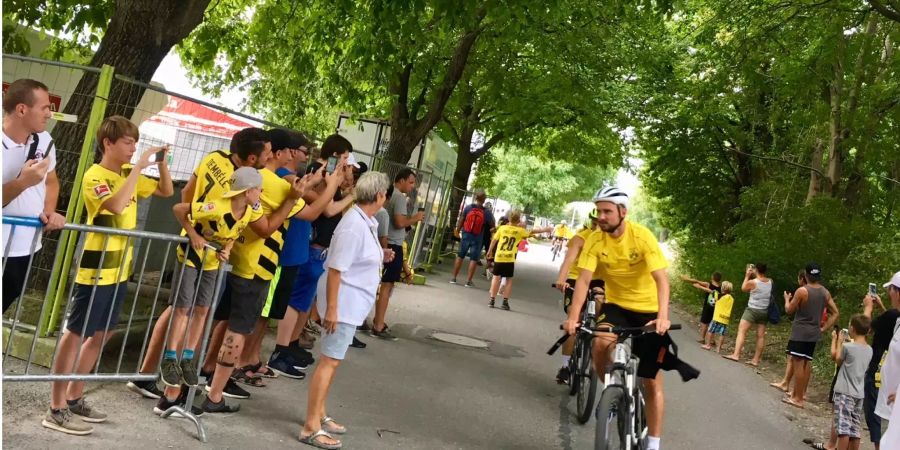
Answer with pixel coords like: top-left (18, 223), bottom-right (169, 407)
top-left (288, 246), bottom-right (326, 313)
top-left (457, 233), bottom-right (482, 260)
top-left (320, 322), bottom-right (356, 360)
top-left (708, 321), bottom-right (727, 336)
top-left (66, 282), bottom-right (128, 337)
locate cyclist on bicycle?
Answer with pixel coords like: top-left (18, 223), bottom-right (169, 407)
top-left (554, 209), bottom-right (604, 384)
top-left (563, 186), bottom-right (671, 450)
top-left (552, 220), bottom-right (570, 248)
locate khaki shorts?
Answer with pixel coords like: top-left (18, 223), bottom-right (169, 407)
top-left (741, 307), bottom-right (768, 324)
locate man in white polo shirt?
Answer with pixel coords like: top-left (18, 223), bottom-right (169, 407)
top-left (2, 78), bottom-right (66, 313)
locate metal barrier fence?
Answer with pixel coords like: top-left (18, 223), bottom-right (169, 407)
top-left (2, 54), bottom-right (301, 338)
top-left (374, 158), bottom-right (454, 270)
top-left (2, 216), bottom-right (223, 441)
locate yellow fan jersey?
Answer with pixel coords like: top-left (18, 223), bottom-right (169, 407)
top-left (176, 198), bottom-right (263, 270)
top-left (191, 150), bottom-right (239, 203)
top-left (576, 221), bottom-right (668, 313)
top-left (566, 228), bottom-right (600, 280)
top-left (76, 164), bottom-right (158, 285)
top-left (492, 224), bottom-right (531, 263)
top-left (230, 168), bottom-right (305, 281)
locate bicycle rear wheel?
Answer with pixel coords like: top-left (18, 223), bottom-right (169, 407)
top-left (594, 385), bottom-right (629, 450)
top-left (575, 336), bottom-right (598, 424)
top-left (567, 341), bottom-right (579, 396)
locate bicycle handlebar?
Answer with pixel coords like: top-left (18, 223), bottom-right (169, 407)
top-left (556, 323), bottom-right (683, 333)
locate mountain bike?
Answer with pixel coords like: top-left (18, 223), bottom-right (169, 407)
top-left (548, 284), bottom-right (602, 424)
top-left (551, 238), bottom-right (565, 261)
top-left (584, 323), bottom-right (681, 450)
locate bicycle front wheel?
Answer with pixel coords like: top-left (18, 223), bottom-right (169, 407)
top-left (575, 336), bottom-right (598, 424)
top-left (595, 385), bottom-right (629, 450)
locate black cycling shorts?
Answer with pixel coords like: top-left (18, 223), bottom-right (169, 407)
top-left (597, 302), bottom-right (662, 379)
top-left (562, 279), bottom-right (606, 313)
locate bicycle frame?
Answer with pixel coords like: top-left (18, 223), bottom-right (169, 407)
top-left (603, 334), bottom-right (645, 450)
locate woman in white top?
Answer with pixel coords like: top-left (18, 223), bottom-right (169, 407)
top-left (299, 172), bottom-right (394, 450)
top-left (725, 263), bottom-right (773, 367)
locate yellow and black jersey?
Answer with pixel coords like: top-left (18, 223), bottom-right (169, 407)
top-left (493, 225), bottom-right (531, 263)
top-left (192, 150), bottom-right (238, 203)
top-left (76, 163), bottom-right (158, 285)
top-left (176, 198), bottom-right (263, 270)
top-left (230, 168), bottom-right (305, 281)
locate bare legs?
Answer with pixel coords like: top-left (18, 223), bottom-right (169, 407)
top-left (300, 355), bottom-right (342, 447)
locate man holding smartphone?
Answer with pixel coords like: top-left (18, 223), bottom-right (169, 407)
top-left (863, 271), bottom-right (900, 449)
top-left (371, 168), bottom-right (423, 340)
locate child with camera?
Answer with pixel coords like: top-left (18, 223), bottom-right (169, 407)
top-left (829, 314), bottom-right (873, 450)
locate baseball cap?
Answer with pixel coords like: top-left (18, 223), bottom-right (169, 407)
top-left (346, 152), bottom-right (361, 169)
top-left (884, 271), bottom-right (900, 289)
top-left (805, 263), bottom-right (822, 281)
top-left (222, 167), bottom-right (262, 198)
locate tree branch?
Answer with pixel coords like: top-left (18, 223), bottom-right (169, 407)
top-left (442, 114), bottom-right (461, 143)
top-left (390, 64), bottom-right (413, 124)
top-left (869, 0), bottom-right (900, 22)
top-left (414, 6), bottom-right (488, 137)
top-left (727, 147), bottom-right (827, 177)
top-left (410, 67), bottom-right (434, 121)
top-left (472, 131), bottom-right (506, 157)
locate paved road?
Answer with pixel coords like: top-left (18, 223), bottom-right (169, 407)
top-left (3, 243), bottom-right (850, 449)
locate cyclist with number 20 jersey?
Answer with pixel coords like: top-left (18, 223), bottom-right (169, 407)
top-left (563, 186), bottom-right (671, 450)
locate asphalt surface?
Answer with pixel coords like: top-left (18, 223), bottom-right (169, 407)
top-left (2, 243), bottom-right (859, 449)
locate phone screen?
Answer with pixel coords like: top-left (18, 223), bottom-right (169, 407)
top-left (869, 283), bottom-right (878, 296)
top-left (155, 148), bottom-right (167, 162)
top-left (326, 156), bottom-right (338, 174)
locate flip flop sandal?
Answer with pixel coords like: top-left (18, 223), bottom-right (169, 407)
top-left (321, 416), bottom-right (347, 435)
top-left (781, 396), bottom-right (804, 409)
top-left (244, 363), bottom-right (278, 379)
top-left (299, 429), bottom-right (341, 449)
top-left (232, 368), bottom-right (266, 387)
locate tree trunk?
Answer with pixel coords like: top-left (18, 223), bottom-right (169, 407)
top-left (446, 137), bottom-right (478, 236)
top-left (825, 34), bottom-right (846, 196)
top-left (806, 139), bottom-right (825, 204)
top-left (38, 0), bottom-right (209, 285)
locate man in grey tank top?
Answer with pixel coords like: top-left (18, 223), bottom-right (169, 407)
top-left (725, 263), bottom-right (773, 367)
top-left (781, 263), bottom-right (840, 408)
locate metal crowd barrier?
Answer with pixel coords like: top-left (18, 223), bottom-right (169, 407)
top-left (2, 216), bottom-right (224, 442)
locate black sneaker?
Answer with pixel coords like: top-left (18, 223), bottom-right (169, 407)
top-left (465, 281), bottom-right (474, 288)
top-left (180, 359), bottom-right (199, 387)
top-left (289, 347), bottom-right (314, 369)
top-left (370, 325), bottom-right (398, 341)
top-left (201, 396), bottom-right (240, 414)
top-left (556, 366), bottom-right (571, 385)
top-left (449, 278), bottom-right (458, 284)
top-left (488, 298), bottom-right (495, 308)
top-left (501, 300), bottom-right (510, 311)
top-left (350, 336), bottom-right (367, 349)
top-left (126, 379), bottom-right (163, 399)
top-left (267, 352), bottom-right (306, 379)
top-left (160, 358), bottom-right (182, 388)
top-left (154, 396), bottom-right (204, 417)
top-left (205, 378), bottom-right (251, 399)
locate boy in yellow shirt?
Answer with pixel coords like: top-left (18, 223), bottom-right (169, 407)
top-left (703, 281), bottom-right (734, 353)
top-left (44, 116), bottom-right (173, 435)
top-left (486, 210), bottom-right (551, 310)
top-left (153, 167), bottom-right (264, 415)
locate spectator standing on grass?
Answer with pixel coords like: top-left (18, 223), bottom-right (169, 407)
top-left (371, 168), bottom-right (424, 340)
top-left (781, 263), bottom-right (840, 409)
top-left (299, 172), bottom-right (394, 449)
top-left (830, 315), bottom-right (872, 450)
top-left (680, 272), bottom-right (722, 344)
top-left (702, 281), bottom-right (733, 354)
top-left (725, 263), bottom-right (773, 367)
top-left (2, 78), bottom-right (66, 313)
top-left (43, 116), bottom-right (173, 435)
top-left (867, 271), bottom-right (900, 449)
top-left (450, 189), bottom-right (494, 287)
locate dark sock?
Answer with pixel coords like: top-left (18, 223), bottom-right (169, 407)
top-left (289, 339), bottom-right (300, 348)
top-left (51, 408), bottom-right (62, 414)
top-left (66, 398), bottom-right (80, 406)
top-left (275, 344), bottom-right (290, 354)
top-left (503, 298), bottom-right (509, 302)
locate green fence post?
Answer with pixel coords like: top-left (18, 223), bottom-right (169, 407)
top-left (41, 64), bottom-right (115, 336)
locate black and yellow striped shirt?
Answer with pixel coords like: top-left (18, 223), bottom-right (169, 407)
top-left (77, 164), bottom-right (158, 285)
top-left (176, 198), bottom-right (263, 270)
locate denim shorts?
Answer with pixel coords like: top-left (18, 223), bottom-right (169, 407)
top-left (288, 246), bottom-right (326, 313)
top-left (319, 322), bottom-right (357, 360)
top-left (708, 321), bottom-right (728, 336)
top-left (457, 233), bottom-right (482, 260)
top-left (66, 282), bottom-right (128, 337)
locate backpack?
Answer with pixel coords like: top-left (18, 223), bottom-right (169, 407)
top-left (767, 284), bottom-right (781, 324)
top-left (462, 205), bottom-right (485, 234)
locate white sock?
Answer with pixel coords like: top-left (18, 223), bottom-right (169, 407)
top-left (561, 355), bottom-right (570, 367)
top-left (646, 436), bottom-right (660, 450)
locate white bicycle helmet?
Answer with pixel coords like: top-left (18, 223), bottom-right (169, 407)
top-left (592, 186), bottom-right (629, 208)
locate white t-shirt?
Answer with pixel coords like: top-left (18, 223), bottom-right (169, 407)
top-left (876, 318), bottom-right (900, 420)
top-left (316, 205), bottom-right (384, 326)
top-left (2, 130), bottom-right (56, 257)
